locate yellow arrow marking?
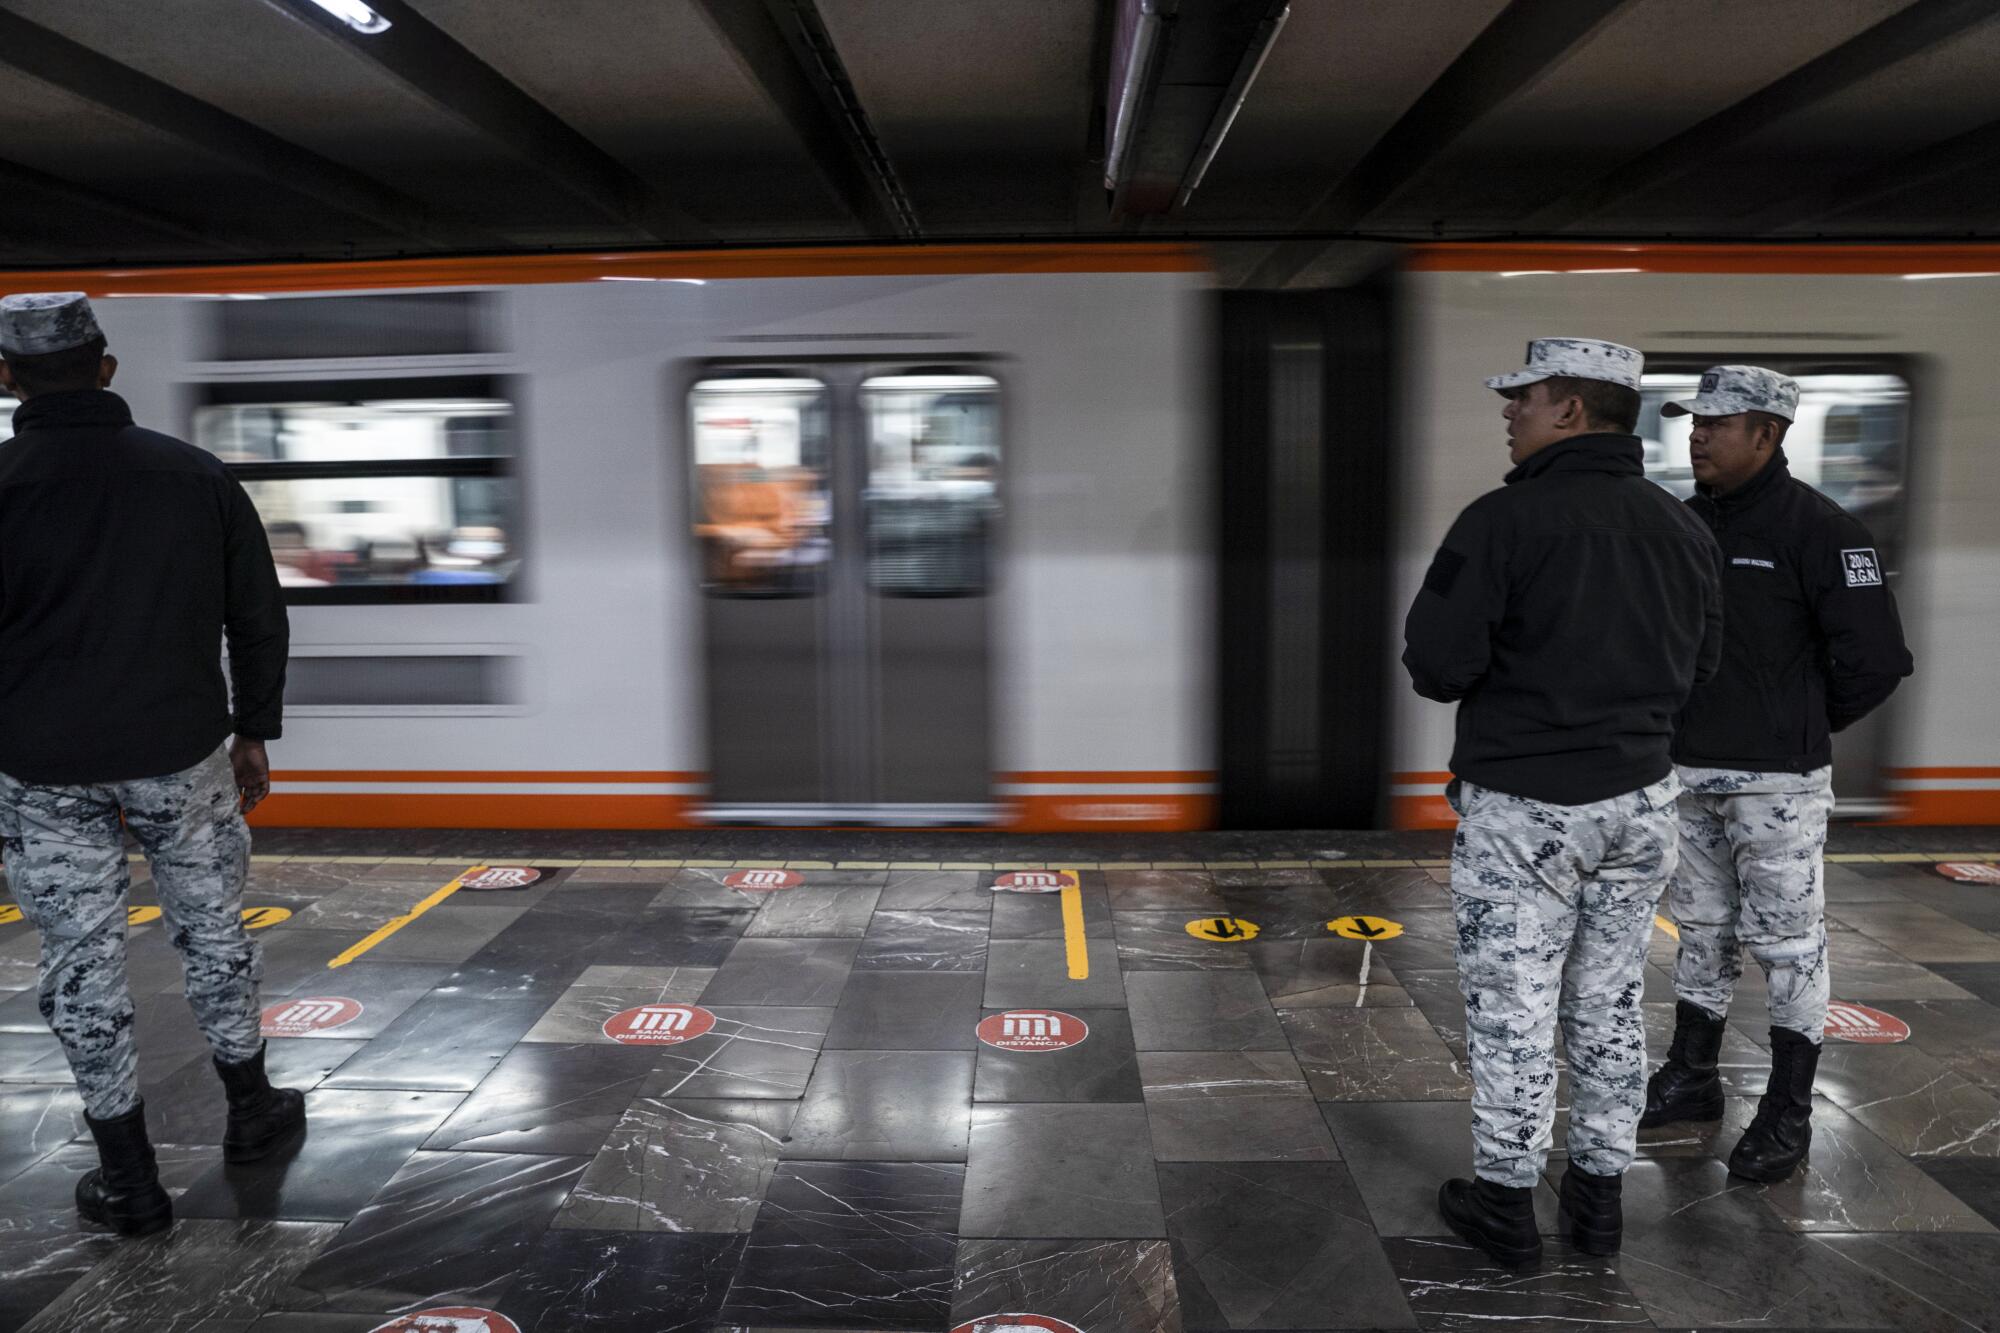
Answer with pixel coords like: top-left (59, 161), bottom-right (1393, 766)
top-left (1654, 914), bottom-right (1680, 941)
top-left (329, 868), bottom-right (479, 969)
top-left (1186, 916), bottom-right (1260, 942)
top-left (242, 906), bottom-right (292, 930)
top-left (128, 906), bottom-right (162, 926)
top-left (1060, 869), bottom-right (1088, 979)
top-left (0, 904), bottom-right (24, 925)
top-left (1327, 914), bottom-right (1403, 941)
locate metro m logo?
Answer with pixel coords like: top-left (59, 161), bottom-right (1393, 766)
top-left (627, 1005), bottom-right (696, 1033)
top-left (739, 870), bottom-right (789, 887)
top-left (279, 1000), bottom-right (348, 1027)
top-left (1003, 1011), bottom-right (1061, 1040)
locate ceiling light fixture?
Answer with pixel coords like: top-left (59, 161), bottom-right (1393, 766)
top-left (305, 0), bottom-right (392, 35)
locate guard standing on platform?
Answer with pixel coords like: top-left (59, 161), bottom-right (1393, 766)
top-left (1404, 338), bottom-right (1723, 1265)
top-left (1641, 365), bottom-right (1912, 1182)
top-left (0, 292), bottom-right (306, 1237)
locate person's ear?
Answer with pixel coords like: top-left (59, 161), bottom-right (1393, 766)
top-left (98, 353), bottom-right (118, 389)
top-left (0, 361), bottom-right (16, 399)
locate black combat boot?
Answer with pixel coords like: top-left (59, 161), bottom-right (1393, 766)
top-left (1727, 1026), bottom-right (1819, 1182)
top-left (214, 1042), bottom-right (307, 1163)
top-left (1639, 999), bottom-right (1727, 1128)
top-left (1437, 1177), bottom-right (1542, 1266)
top-left (1556, 1164), bottom-right (1623, 1256)
top-left (77, 1101), bottom-right (173, 1237)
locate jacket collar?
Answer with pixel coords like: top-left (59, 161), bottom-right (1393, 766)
top-left (1503, 432), bottom-right (1644, 485)
top-left (1695, 446), bottom-right (1790, 513)
top-left (10, 389), bottom-right (136, 433)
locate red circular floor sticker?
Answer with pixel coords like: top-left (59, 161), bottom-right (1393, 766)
top-left (603, 1003), bottom-right (719, 1045)
top-left (953, 1316), bottom-right (1085, 1333)
top-left (976, 1009), bottom-right (1088, 1052)
top-left (461, 866), bottom-right (543, 891)
top-left (262, 996), bottom-right (364, 1036)
top-left (726, 868), bottom-right (803, 890)
top-left (368, 1309), bottom-right (521, 1333)
top-left (992, 870), bottom-right (1077, 893)
top-left (1824, 1000), bottom-right (1911, 1044)
top-left (1935, 862), bottom-right (2000, 884)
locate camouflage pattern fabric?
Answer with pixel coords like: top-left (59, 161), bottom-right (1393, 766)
top-left (1667, 765), bottom-right (1834, 1043)
top-left (0, 745), bottom-right (261, 1117)
top-left (1449, 773), bottom-right (1681, 1188)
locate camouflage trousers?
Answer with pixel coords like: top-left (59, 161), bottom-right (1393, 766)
top-left (0, 745), bottom-right (262, 1118)
top-left (1668, 766), bottom-right (1834, 1043)
top-left (1449, 773), bottom-right (1680, 1188)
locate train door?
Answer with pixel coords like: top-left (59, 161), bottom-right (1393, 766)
top-left (687, 364), bottom-right (1000, 823)
top-left (1638, 362), bottom-right (1914, 815)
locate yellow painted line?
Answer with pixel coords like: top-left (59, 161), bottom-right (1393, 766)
top-left (1260, 860), bottom-right (1312, 869)
top-left (1060, 869), bottom-right (1089, 980)
top-left (940, 862), bottom-right (993, 871)
top-left (1654, 914), bottom-right (1680, 941)
top-left (735, 860), bottom-right (788, 869)
top-left (328, 867), bottom-right (479, 969)
top-left (786, 861), bottom-right (836, 870)
top-left (837, 861), bottom-right (890, 870)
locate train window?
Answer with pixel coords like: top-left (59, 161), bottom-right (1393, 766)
top-left (203, 291), bottom-right (495, 361)
top-left (689, 376), bottom-right (831, 597)
top-left (1638, 371), bottom-right (1911, 561)
top-left (192, 375), bottom-right (518, 604)
top-left (862, 374), bottom-right (1000, 596)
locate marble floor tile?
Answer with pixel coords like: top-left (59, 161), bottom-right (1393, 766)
top-left (1829, 903), bottom-right (2000, 963)
top-left (1141, 1051), bottom-right (1335, 1162)
top-left (1249, 938), bottom-right (1412, 1010)
top-left (281, 1150), bottom-right (590, 1313)
top-left (499, 1228), bottom-right (745, 1331)
top-left (0, 1084), bottom-right (86, 1186)
top-left (1320, 1101), bottom-right (1560, 1237)
top-left (701, 939), bottom-right (860, 1007)
top-left (1807, 1232), bottom-right (2000, 1333)
top-left (984, 939), bottom-right (1128, 1008)
top-left (574, 905), bottom-right (755, 969)
top-left (1320, 869), bottom-right (1452, 917)
top-left (1815, 1041), bottom-right (2000, 1158)
top-left (875, 870), bottom-right (993, 912)
top-left (1902, 997), bottom-right (2000, 1089)
top-left (744, 886), bottom-right (883, 939)
top-left (961, 1103), bottom-right (1166, 1238)
top-left (1104, 869), bottom-right (1225, 912)
top-left (652, 871), bottom-right (794, 910)
top-left (855, 910), bottom-right (990, 971)
top-left (990, 887), bottom-right (1111, 940)
top-left (20, 1218), bottom-right (343, 1332)
top-left (556, 1098), bottom-right (796, 1233)
top-left (1112, 914), bottom-right (1258, 972)
top-left (783, 1050), bottom-right (975, 1160)
top-left (320, 996), bottom-right (546, 1091)
top-left (286, 883), bottom-right (504, 933)
top-left (973, 1007), bottom-right (1144, 1103)
top-left (422, 1041), bottom-right (661, 1155)
top-left (1396, 969), bottom-right (1468, 1046)
top-left (1826, 934), bottom-right (1979, 1001)
top-left (0, 1206), bottom-right (118, 1332)
top-left (433, 920), bottom-right (619, 1001)
top-left (142, 1037), bottom-right (367, 1148)
top-left (1280, 1007), bottom-right (1472, 1102)
top-left (1214, 884), bottom-right (1343, 939)
top-left (1163, 1161), bottom-right (1414, 1330)
top-left (1, 1139), bottom-right (222, 1214)
top-left (952, 1238), bottom-right (1183, 1333)
top-left (722, 1161), bottom-right (962, 1329)
top-left (643, 1006), bottom-right (835, 1100)
top-left (1903, 882), bottom-right (2000, 934)
top-left (1930, 962), bottom-right (2000, 1007)
top-left (1915, 1157), bottom-right (2000, 1227)
top-left (521, 970), bottom-right (718, 1043)
top-left (1361, 911), bottom-right (1461, 971)
top-left (824, 971), bottom-right (985, 1050)
top-left (264, 960), bottom-right (455, 1040)
top-left (1641, 1000), bottom-right (1772, 1096)
top-left (1127, 971), bottom-right (1289, 1050)
top-left (1384, 1235), bottom-right (1650, 1330)
top-left (175, 1087), bottom-right (464, 1221)
top-left (1720, 1096), bottom-right (1997, 1233)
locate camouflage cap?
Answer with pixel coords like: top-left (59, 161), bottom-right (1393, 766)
top-left (1485, 337), bottom-right (1643, 393)
top-left (1661, 364), bottom-right (1799, 422)
top-left (0, 291), bottom-right (104, 357)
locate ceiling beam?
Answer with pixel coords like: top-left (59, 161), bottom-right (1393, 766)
top-left (1742, 115), bottom-right (2000, 234)
top-left (0, 156), bottom-right (259, 256)
top-left (1521, 0), bottom-right (2000, 233)
top-left (692, 0), bottom-right (919, 238)
top-left (0, 9), bottom-right (468, 248)
top-left (1244, 0), bottom-right (1637, 287)
top-left (258, 0), bottom-right (708, 241)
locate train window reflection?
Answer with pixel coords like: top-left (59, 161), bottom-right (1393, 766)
top-left (1638, 372), bottom-right (1910, 564)
top-left (690, 376), bottom-right (831, 597)
top-left (863, 374), bottom-right (999, 596)
top-left (193, 382), bottom-right (518, 601)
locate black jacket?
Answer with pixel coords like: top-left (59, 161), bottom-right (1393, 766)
top-left (0, 390), bottom-right (287, 785)
top-left (1673, 450), bottom-right (1912, 771)
top-left (1404, 433), bottom-right (1724, 805)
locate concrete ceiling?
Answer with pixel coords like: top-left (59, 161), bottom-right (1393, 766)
top-left (0, 0), bottom-right (1994, 285)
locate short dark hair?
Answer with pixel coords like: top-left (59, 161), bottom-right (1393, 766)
top-left (1537, 375), bottom-right (1640, 434)
top-left (3, 336), bottom-right (108, 397)
top-left (1745, 409), bottom-right (1791, 444)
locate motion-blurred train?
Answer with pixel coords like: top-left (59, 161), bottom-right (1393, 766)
top-left (2, 241), bottom-right (1989, 831)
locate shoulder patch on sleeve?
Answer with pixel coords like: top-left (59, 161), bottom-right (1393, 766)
top-left (1841, 547), bottom-right (1883, 588)
top-left (1424, 547), bottom-right (1467, 597)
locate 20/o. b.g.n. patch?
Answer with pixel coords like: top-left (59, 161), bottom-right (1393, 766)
top-left (1841, 547), bottom-right (1883, 588)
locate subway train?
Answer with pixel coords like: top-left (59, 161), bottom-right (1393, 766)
top-left (0, 241), bottom-right (1989, 833)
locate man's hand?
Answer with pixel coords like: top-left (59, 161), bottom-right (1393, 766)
top-left (230, 737), bottom-right (271, 814)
